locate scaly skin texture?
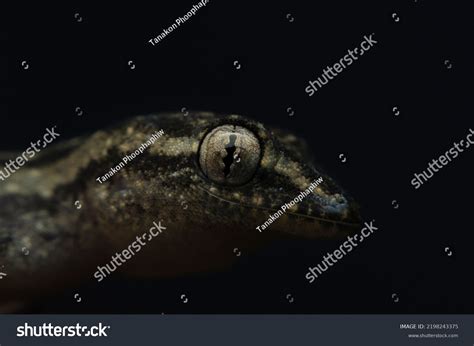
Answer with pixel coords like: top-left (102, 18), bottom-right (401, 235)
top-left (0, 111), bottom-right (360, 303)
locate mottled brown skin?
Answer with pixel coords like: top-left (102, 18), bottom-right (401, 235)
top-left (0, 111), bottom-right (360, 305)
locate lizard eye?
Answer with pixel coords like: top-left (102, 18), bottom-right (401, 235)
top-left (199, 125), bottom-right (261, 186)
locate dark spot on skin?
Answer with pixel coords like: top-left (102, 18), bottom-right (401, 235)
top-left (222, 134), bottom-right (237, 178)
top-left (0, 233), bottom-right (12, 253)
top-left (39, 232), bottom-right (58, 241)
top-left (0, 234), bottom-right (12, 245)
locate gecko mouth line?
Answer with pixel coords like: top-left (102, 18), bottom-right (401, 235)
top-left (256, 177), bottom-right (324, 232)
top-left (195, 185), bottom-right (360, 229)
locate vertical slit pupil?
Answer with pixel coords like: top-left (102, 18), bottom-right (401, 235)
top-left (223, 134), bottom-right (237, 177)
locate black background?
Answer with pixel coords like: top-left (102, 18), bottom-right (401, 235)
top-left (2, 0), bottom-right (473, 313)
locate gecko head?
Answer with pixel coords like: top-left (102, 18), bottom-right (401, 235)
top-left (192, 112), bottom-right (361, 238)
top-left (106, 111), bottom-right (362, 241)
